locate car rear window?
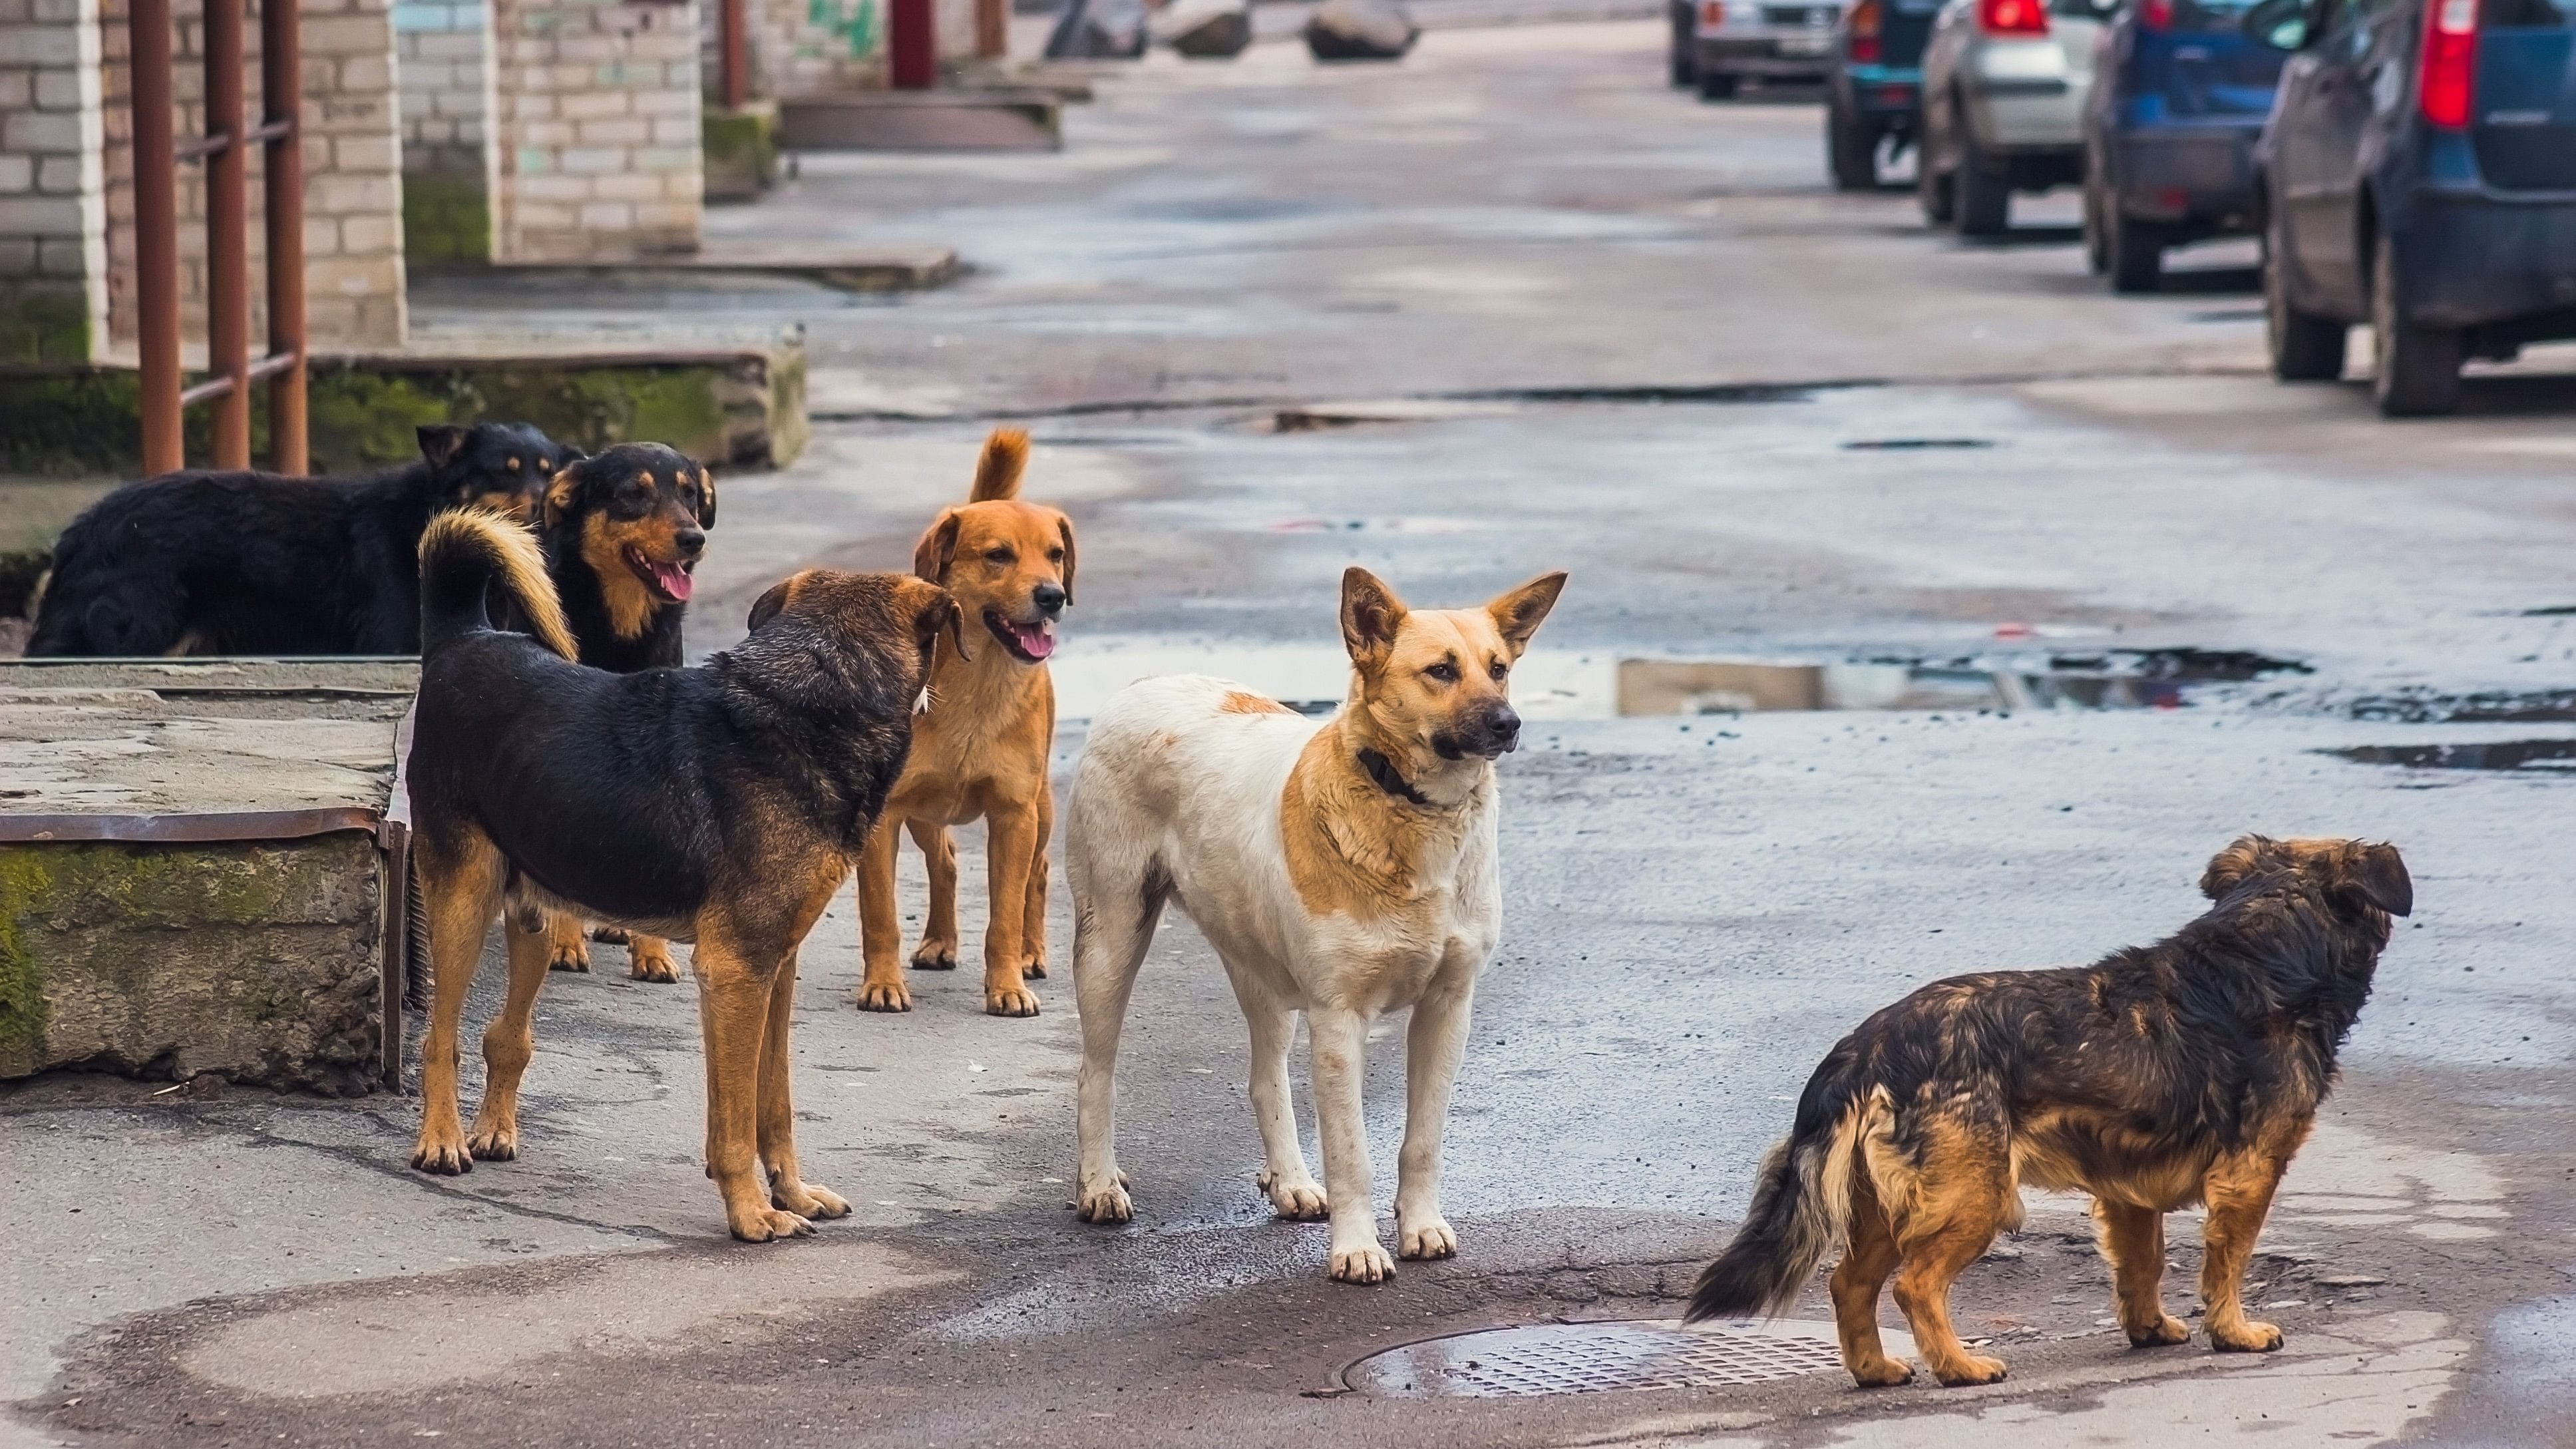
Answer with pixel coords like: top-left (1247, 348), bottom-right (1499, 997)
top-left (2167, 0), bottom-right (2264, 29)
top-left (2485, 0), bottom-right (2569, 25)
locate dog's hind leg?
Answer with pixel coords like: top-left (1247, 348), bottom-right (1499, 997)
top-left (1831, 1177), bottom-right (1915, 1386)
top-left (1888, 1126), bottom-right (2012, 1385)
top-left (466, 908), bottom-right (555, 1162)
top-left (1070, 855), bottom-right (1165, 1224)
top-left (696, 936), bottom-right (813, 1243)
top-left (544, 910), bottom-right (591, 972)
top-left (856, 817), bottom-right (914, 1012)
top-left (1394, 978), bottom-right (1473, 1261)
top-left (905, 819), bottom-right (961, 972)
top-left (757, 951), bottom-right (850, 1223)
top-left (2096, 1199), bottom-right (2189, 1347)
top-left (411, 835), bottom-right (502, 1175)
top-left (2199, 1131), bottom-right (2302, 1353)
top-left (1310, 1005), bottom-right (1393, 1284)
top-left (979, 799), bottom-right (1044, 1017)
top-left (1016, 783), bottom-right (1053, 980)
top-left (1232, 980), bottom-right (1325, 1221)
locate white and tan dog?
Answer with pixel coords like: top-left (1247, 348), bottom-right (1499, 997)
top-left (1065, 565), bottom-right (1566, 1283)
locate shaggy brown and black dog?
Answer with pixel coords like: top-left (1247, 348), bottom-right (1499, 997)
top-left (29, 422), bottom-right (573, 656)
top-left (404, 510), bottom-right (961, 1241)
top-left (1686, 836), bottom-right (2411, 1388)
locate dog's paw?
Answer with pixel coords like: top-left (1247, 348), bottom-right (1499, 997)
top-left (856, 980), bottom-right (913, 1013)
top-left (466, 1124), bottom-right (518, 1162)
top-left (590, 925), bottom-right (630, 945)
top-left (411, 1132), bottom-right (474, 1175)
top-left (1849, 1355), bottom-right (1916, 1388)
top-left (1018, 954), bottom-right (1048, 980)
top-left (1329, 1241), bottom-right (1396, 1285)
top-left (1397, 1216), bottom-right (1457, 1261)
top-left (2209, 1319), bottom-right (2283, 1353)
top-left (985, 984), bottom-right (1041, 1018)
top-left (547, 940), bottom-right (591, 972)
top-left (773, 1181), bottom-right (851, 1220)
top-left (1258, 1171), bottom-right (1329, 1221)
top-left (729, 1206), bottom-right (817, 1243)
top-left (1076, 1173), bottom-right (1133, 1223)
top-left (2126, 1314), bottom-right (2191, 1348)
top-left (627, 941), bottom-right (681, 984)
top-left (910, 941), bottom-right (959, 972)
top-left (1932, 1354), bottom-right (2008, 1387)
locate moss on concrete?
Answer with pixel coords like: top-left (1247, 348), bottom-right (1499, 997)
top-left (305, 368), bottom-right (468, 471)
top-left (0, 853), bottom-right (51, 1065)
top-left (703, 103), bottom-right (781, 204)
top-left (0, 285), bottom-right (94, 367)
top-left (403, 170), bottom-right (494, 266)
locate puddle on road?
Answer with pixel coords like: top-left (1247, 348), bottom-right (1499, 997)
top-left (1051, 642), bottom-right (2304, 722)
top-left (2351, 690), bottom-right (2576, 724)
top-left (2322, 740), bottom-right (2576, 773)
top-left (1841, 437), bottom-right (1996, 451)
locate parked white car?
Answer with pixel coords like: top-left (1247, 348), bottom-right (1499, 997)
top-left (1915, 0), bottom-right (2113, 234)
top-left (1670, 0), bottom-right (1851, 99)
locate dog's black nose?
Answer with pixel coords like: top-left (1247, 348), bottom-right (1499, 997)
top-left (675, 527), bottom-right (706, 558)
top-left (1031, 581), bottom-right (1067, 616)
top-left (1477, 704), bottom-right (1521, 753)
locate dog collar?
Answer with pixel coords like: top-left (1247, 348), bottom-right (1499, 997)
top-left (1356, 748), bottom-right (1433, 807)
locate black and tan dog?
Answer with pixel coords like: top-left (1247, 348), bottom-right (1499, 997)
top-left (405, 509), bottom-right (962, 1241)
top-left (520, 443), bottom-right (718, 985)
top-left (29, 422), bottom-right (573, 656)
top-left (1686, 835), bottom-right (2411, 1387)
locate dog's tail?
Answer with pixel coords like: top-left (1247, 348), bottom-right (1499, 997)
top-left (968, 427), bottom-right (1030, 502)
top-left (418, 508), bottom-right (574, 660)
top-left (1684, 1068), bottom-right (1882, 1323)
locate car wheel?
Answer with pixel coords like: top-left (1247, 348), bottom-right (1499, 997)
top-left (2264, 204), bottom-right (2346, 382)
top-left (2108, 213), bottom-right (2164, 294)
top-left (1670, 6), bottom-right (1696, 85)
top-left (1952, 103), bottom-right (2010, 237)
top-left (2370, 232), bottom-right (2462, 417)
top-left (1828, 101), bottom-right (1878, 190)
top-left (1699, 69), bottom-right (1739, 100)
top-left (1917, 105), bottom-right (1954, 225)
top-left (2080, 170), bottom-right (2109, 276)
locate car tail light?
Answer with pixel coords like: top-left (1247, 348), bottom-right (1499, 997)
top-left (1977, 0), bottom-right (2050, 35)
top-left (1849, 0), bottom-right (1883, 61)
top-left (1700, 0), bottom-right (1726, 25)
top-left (2139, 0), bottom-right (2173, 29)
top-left (2419, 0), bottom-right (2478, 128)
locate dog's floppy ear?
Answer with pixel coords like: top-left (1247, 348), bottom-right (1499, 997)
top-left (696, 466), bottom-right (717, 529)
top-left (913, 509), bottom-right (963, 584)
top-left (1486, 570), bottom-right (1567, 659)
top-left (2200, 834), bottom-right (2275, 901)
top-left (2334, 841), bottom-right (2412, 918)
top-left (542, 457), bottom-right (587, 531)
top-left (920, 587), bottom-right (970, 666)
top-left (417, 424), bottom-right (468, 471)
top-left (747, 570), bottom-right (809, 633)
top-left (1055, 514), bottom-right (1077, 606)
top-left (1340, 566), bottom-right (1408, 672)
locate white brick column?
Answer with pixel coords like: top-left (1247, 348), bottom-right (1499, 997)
top-left (0, 0), bottom-right (110, 364)
top-left (491, 0), bottom-right (703, 264)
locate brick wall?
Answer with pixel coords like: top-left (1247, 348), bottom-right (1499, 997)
top-left (491, 0), bottom-right (701, 263)
top-left (393, 0), bottom-right (493, 262)
top-left (739, 0), bottom-right (884, 97)
top-left (0, 0), bottom-right (112, 365)
top-left (96, 0), bottom-right (408, 350)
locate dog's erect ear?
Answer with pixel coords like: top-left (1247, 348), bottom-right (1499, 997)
top-left (542, 458), bottom-right (586, 531)
top-left (747, 570), bottom-right (809, 633)
top-left (2334, 841), bottom-right (2413, 918)
top-left (913, 509), bottom-right (963, 584)
top-left (417, 424), bottom-right (468, 471)
top-left (2200, 834), bottom-right (2275, 901)
top-left (1487, 570), bottom-right (1567, 659)
top-left (696, 466), bottom-right (717, 529)
top-left (1055, 514), bottom-right (1077, 606)
top-left (1340, 566), bottom-right (1408, 671)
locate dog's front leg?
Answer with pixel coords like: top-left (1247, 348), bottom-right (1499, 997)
top-left (1395, 980), bottom-right (1473, 1261)
top-left (697, 940), bottom-right (813, 1242)
top-left (544, 909), bottom-right (592, 972)
top-left (980, 799), bottom-right (1042, 1016)
top-left (904, 819), bottom-right (962, 972)
top-left (855, 817), bottom-right (914, 1012)
top-left (1308, 1005), bottom-right (1392, 1283)
top-left (410, 845), bottom-right (501, 1175)
top-left (757, 952), bottom-right (848, 1222)
top-left (1017, 782), bottom-right (1053, 980)
top-left (2200, 1139), bottom-right (2298, 1352)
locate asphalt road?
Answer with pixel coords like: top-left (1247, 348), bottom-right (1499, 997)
top-left (13, 17), bottom-right (2576, 1449)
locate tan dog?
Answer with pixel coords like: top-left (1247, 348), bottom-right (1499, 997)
top-left (1068, 566), bottom-right (1566, 1281)
top-left (856, 429), bottom-right (1074, 1017)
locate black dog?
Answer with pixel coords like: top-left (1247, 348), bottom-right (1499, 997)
top-left (1686, 835), bottom-right (2410, 1388)
top-left (28, 423), bottom-right (576, 657)
top-left (404, 509), bottom-right (962, 1241)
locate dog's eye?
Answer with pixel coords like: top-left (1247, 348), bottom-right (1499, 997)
top-left (985, 547), bottom-right (1015, 564)
top-left (1489, 659), bottom-right (1509, 680)
top-left (1423, 661), bottom-right (1459, 684)
top-left (1046, 547), bottom-right (1064, 562)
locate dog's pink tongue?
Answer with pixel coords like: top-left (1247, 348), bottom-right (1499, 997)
top-left (654, 561), bottom-right (695, 602)
top-left (1014, 621), bottom-right (1055, 660)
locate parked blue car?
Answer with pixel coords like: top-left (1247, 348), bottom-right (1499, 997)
top-left (2248, 0), bottom-right (2576, 415)
top-left (1826, 0), bottom-right (1942, 188)
top-left (2080, 0), bottom-right (2289, 290)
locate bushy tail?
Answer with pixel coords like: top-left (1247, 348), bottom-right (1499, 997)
top-left (417, 508), bottom-right (573, 660)
top-left (1684, 1084), bottom-right (1876, 1322)
top-left (968, 427), bottom-right (1030, 501)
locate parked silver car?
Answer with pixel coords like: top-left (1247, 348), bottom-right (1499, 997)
top-left (1670, 0), bottom-right (1851, 99)
top-left (1916, 0), bottom-right (2112, 234)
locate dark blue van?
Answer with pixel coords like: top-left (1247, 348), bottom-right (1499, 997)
top-left (2250, 0), bottom-right (2576, 415)
top-left (1826, 0), bottom-right (1942, 188)
top-left (2080, 0), bottom-right (2291, 290)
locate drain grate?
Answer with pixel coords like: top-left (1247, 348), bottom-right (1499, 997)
top-left (1342, 1319), bottom-right (1891, 1398)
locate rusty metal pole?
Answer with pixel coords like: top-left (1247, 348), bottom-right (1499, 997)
top-left (204, 0), bottom-right (252, 468)
top-left (720, 0), bottom-right (748, 110)
top-left (262, 0), bottom-right (307, 473)
top-left (129, 0), bottom-right (184, 475)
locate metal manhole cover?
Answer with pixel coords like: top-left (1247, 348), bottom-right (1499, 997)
top-left (1340, 1319), bottom-right (1911, 1398)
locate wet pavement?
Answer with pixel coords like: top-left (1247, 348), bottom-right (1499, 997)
top-left (12, 14), bottom-right (2576, 1449)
